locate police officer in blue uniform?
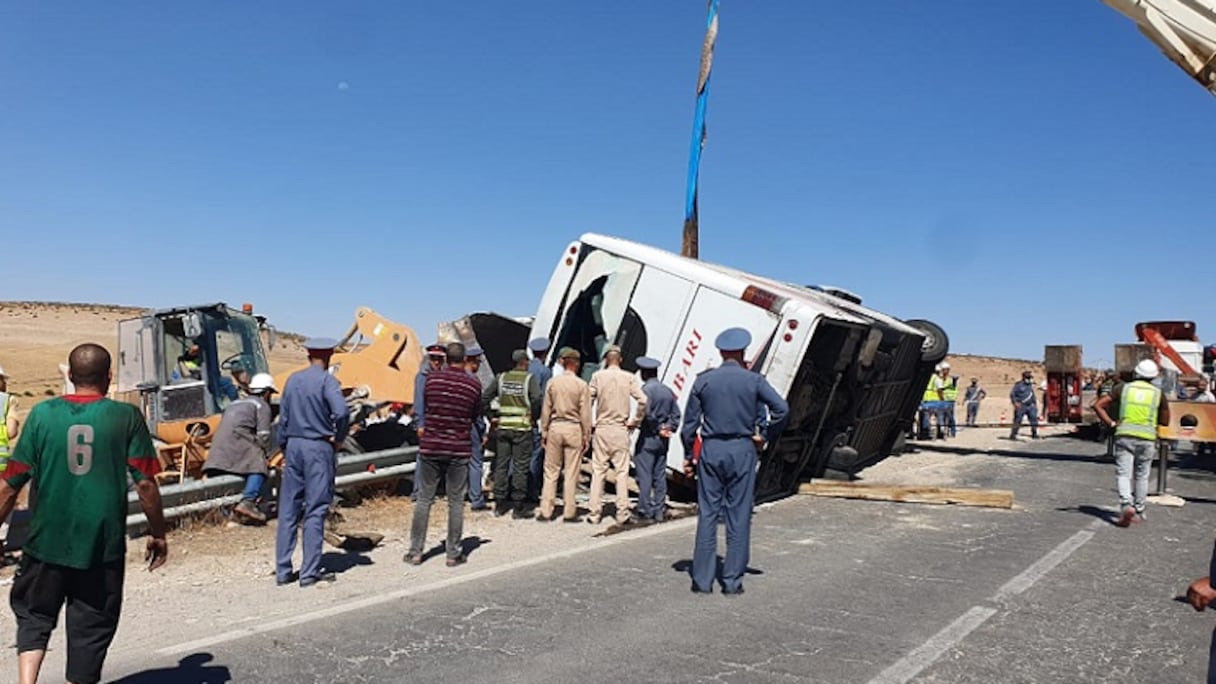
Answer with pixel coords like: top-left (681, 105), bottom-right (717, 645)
top-left (465, 346), bottom-right (489, 510)
top-left (681, 328), bottom-right (789, 595)
top-left (635, 356), bottom-right (680, 523)
top-left (275, 338), bottom-right (350, 587)
top-left (526, 337), bottom-right (554, 501)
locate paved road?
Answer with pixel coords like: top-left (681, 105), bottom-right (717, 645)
top-left (103, 434), bottom-right (1216, 683)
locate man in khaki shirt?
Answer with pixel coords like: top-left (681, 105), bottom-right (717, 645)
top-left (537, 348), bottom-right (592, 522)
top-left (588, 346), bottom-right (647, 524)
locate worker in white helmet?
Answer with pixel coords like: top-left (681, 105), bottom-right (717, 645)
top-left (202, 373), bottom-right (279, 524)
top-left (1093, 359), bottom-right (1170, 527)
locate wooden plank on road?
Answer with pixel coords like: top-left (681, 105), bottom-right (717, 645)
top-left (798, 481), bottom-right (1014, 509)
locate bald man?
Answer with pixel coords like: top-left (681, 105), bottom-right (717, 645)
top-left (0, 343), bottom-right (168, 684)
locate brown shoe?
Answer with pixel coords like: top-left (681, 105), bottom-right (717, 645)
top-left (404, 552), bottom-right (423, 566)
top-left (233, 500), bottom-right (267, 524)
top-left (446, 554), bottom-right (467, 567)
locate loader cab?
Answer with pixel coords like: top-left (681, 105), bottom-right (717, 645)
top-left (117, 303), bottom-right (271, 433)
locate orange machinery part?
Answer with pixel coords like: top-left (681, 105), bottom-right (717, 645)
top-left (1136, 325), bottom-right (1199, 377)
top-left (273, 307), bottom-right (425, 406)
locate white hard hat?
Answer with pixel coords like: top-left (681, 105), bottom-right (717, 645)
top-left (248, 373), bottom-right (278, 394)
top-left (940, 361), bottom-right (950, 369)
top-left (934, 363), bottom-right (943, 372)
top-left (1134, 359), bottom-right (1159, 380)
top-left (0, 365), bottom-right (7, 378)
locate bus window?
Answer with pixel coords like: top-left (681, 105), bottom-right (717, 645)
top-left (552, 249), bottom-right (643, 381)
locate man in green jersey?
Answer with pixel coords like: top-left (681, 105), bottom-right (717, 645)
top-left (0, 343), bottom-right (169, 684)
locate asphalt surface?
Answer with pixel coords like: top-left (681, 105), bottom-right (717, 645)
top-left (101, 433), bottom-right (1216, 683)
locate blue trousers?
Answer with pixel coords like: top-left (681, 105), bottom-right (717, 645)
top-left (1010, 405), bottom-right (1039, 438)
top-left (242, 473), bottom-right (266, 502)
top-left (468, 435), bottom-right (486, 508)
top-left (527, 426), bottom-right (544, 501)
top-left (275, 438), bottom-right (335, 583)
top-left (634, 439), bottom-right (669, 520)
top-left (692, 438), bottom-right (757, 592)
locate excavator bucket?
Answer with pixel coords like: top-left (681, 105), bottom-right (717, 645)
top-left (274, 307), bottom-right (425, 407)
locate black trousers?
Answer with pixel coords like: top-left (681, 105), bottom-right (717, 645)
top-left (10, 554), bottom-right (125, 684)
top-left (493, 429), bottom-right (533, 504)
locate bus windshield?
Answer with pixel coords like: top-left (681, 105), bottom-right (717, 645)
top-left (552, 247), bottom-right (643, 380)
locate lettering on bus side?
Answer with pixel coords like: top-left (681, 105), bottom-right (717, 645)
top-left (671, 329), bottom-right (703, 397)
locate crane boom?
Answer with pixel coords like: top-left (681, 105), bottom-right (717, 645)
top-left (1102, 0), bottom-right (1216, 96)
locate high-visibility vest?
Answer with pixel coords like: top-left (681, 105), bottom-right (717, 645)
top-left (923, 376), bottom-right (940, 402)
top-left (497, 370), bottom-right (533, 432)
top-left (942, 377), bottom-right (959, 402)
top-left (1116, 380), bottom-right (1162, 441)
top-left (0, 393), bottom-right (11, 473)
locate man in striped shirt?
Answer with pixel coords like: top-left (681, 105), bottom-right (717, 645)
top-left (407, 342), bottom-right (483, 567)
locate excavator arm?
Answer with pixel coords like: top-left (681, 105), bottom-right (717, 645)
top-left (1102, 0), bottom-right (1216, 96)
top-left (274, 307), bottom-right (425, 406)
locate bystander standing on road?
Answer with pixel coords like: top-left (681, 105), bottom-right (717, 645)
top-left (526, 337), bottom-right (553, 502)
top-left (1094, 359), bottom-right (1169, 527)
top-left (963, 378), bottom-right (986, 427)
top-left (1008, 370), bottom-right (1040, 440)
top-left (275, 338), bottom-right (349, 588)
top-left (681, 328), bottom-right (788, 595)
top-left (464, 347), bottom-right (489, 511)
top-left (537, 348), bottom-right (591, 523)
top-left (483, 350), bottom-right (542, 518)
top-left (0, 344), bottom-right (168, 684)
top-left (202, 373), bottom-right (279, 524)
top-left (634, 357), bottom-right (680, 524)
top-left (407, 343), bottom-right (483, 567)
top-left (587, 345), bottom-right (646, 525)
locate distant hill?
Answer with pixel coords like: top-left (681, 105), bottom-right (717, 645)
top-left (0, 302), bottom-right (304, 409)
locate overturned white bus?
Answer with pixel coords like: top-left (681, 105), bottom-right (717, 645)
top-left (529, 234), bottom-right (948, 501)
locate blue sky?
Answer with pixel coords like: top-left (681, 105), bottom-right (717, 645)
top-left (1, 1), bottom-right (1212, 363)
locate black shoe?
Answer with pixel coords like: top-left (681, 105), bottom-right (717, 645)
top-left (300, 572), bottom-right (336, 587)
top-left (494, 502), bottom-right (512, 517)
top-left (511, 506), bottom-right (531, 520)
top-left (722, 586), bottom-right (745, 596)
top-left (690, 582), bottom-right (712, 594)
top-left (470, 503), bottom-right (489, 512)
top-left (563, 515), bottom-right (582, 524)
top-left (276, 571), bottom-right (299, 586)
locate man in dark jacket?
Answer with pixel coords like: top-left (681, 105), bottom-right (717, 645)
top-left (203, 373), bottom-right (278, 524)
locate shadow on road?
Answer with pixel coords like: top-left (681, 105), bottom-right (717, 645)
top-left (1057, 504), bottom-right (1119, 526)
top-left (918, 441), bottom-right (1105, 466)
top-left (320, 550), bottom-right (374, 574)
top-left (420, 536), bottom-right (492, 562)
top-left (108, 653), bottom-right (231, 683)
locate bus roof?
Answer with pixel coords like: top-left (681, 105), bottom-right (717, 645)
top-left (578, 233), bottom-right (922, 336)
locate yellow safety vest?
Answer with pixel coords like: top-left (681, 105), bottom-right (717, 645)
top-left (922, 376), bottom-right (940, 402)
top-left (0, 393), bottom-right (11, 473)
top-left (1116, 380), bottom-right (1161, 441)
top-left (942, 377), bottom-right (958, 402)
top-left (497, 370), bottom-right (534, 432)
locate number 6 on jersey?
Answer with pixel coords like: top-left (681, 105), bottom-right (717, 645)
top-left (67, 424), bottom-right (94, 475)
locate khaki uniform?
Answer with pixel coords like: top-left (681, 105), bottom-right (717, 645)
top-left (588, 366), bottom-right (647, 522)
top-left (539, 373), bottom-right (592, 519)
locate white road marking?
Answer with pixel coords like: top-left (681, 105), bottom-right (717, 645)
top-left (869, 524), bottom-right (1096, 683)
top-left (156, 516), bottom-right (699, 657)
top-left (867, 606), bottom-right (998, 684)
top-left (993, 529), bottom-right (1094, 600)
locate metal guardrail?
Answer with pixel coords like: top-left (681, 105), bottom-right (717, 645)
top-left (124, 447), bottom-right (418, 532)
